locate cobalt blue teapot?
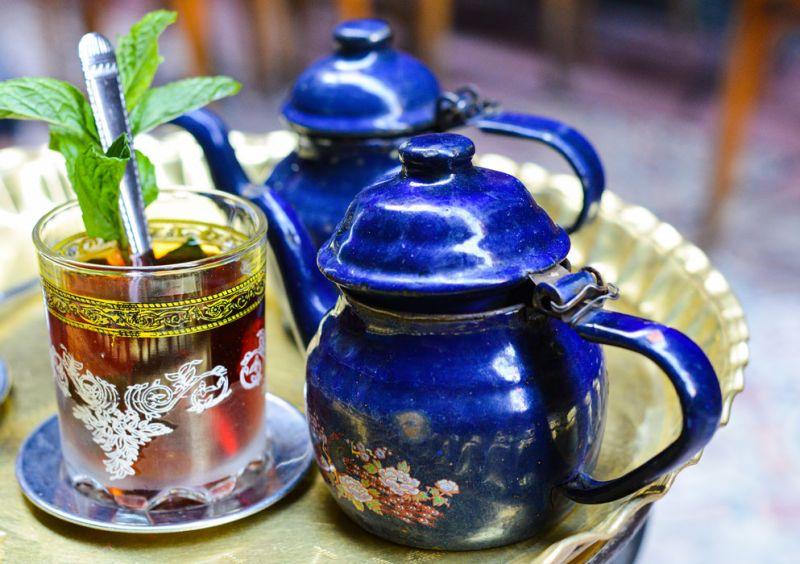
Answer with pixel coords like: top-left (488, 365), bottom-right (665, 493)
top-left (173, 17), bottom-right (604, 256)
top-left (303, 133), bottom-right (722, 550)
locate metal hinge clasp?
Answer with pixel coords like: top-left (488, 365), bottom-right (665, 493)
top-left (434, 86), bottom-right (499, 131)
top-left (530, 266), bottom-right (620, 325)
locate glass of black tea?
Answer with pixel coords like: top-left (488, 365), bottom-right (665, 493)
top-left (33, 189), bottom-right (268, 510)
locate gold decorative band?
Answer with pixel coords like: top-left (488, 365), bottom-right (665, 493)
top-left (43, 269), bottom-right (265, 338)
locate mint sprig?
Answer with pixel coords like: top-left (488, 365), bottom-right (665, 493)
top-left (0, 10), bottom-right (241, 245)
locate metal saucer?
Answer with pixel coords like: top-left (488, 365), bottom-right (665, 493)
top-left (0, 359), bottom-right (10, 405)
top-left (16, 393), bottom-right (312, 533)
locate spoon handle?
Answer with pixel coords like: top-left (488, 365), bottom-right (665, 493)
top-left (78, 32), bottom-right (153, 265)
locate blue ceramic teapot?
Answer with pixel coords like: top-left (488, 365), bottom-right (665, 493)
top-left (304, 133), bottom-right (722, 550)
top-left (173, 17), bottom-right (603, 250)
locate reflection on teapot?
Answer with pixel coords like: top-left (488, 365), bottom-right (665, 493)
top-left (172, 19), bottom-right (606, 344)
top-left (302, 133), bottom-right (722, 549)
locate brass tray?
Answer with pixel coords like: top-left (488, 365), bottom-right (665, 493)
top-left (0, 133), bottom-right (747, 563)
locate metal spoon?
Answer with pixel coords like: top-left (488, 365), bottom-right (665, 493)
top-left (78, 32), bottom-right (154, 266)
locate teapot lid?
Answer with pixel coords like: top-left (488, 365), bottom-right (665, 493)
top-left (281, 19), bottom-right (441, 137)
top-left (317, 133), bottom-right (571, 296)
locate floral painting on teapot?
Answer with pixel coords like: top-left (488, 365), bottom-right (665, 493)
top-left (310, 415), bottom-right (461, 527)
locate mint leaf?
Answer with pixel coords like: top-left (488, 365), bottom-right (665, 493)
top-left (67, 135), bottom-right (131, 241)
top-left (135, 150), bottom-right (158, 206)
top-left (106, 133), bottom-right (131, 159)
top-left (49, 127), bottom-right (89, 166)
top-left (53, 132), bottom-right (157, 243)
top-left (130, 76), bottom-right (241, 134)
top-left (0, 77), bottom-right (98, 141)
top-left (117, 10), bottom-right (177, 109)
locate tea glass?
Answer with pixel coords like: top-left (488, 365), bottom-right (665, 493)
top-left (33, 189), bottom-right (268, 510)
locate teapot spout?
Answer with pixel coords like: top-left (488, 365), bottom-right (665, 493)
top-left (173, 108), bottom-right (337, 348)
top-left (249, 186), bottom-right (338, 348)
top-left (172, 108), bottom-right (251, 196)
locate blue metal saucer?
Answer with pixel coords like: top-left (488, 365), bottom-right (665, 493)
top-left (16, 393), bottom-right (312, 533)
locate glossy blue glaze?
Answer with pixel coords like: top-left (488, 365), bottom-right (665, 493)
top-left (474, 112), bottom-right (605, 233)
top-left (564, 308), bottom-right (723, 503)
top-left (306, 300), bottom-right (606, 550)
top-left (317, 134), bottom-right (570, 296)
top-left (301, 134), bottom-right (722, 549)
top-left (282, 19), bottom-right (441, 137)
top-left (305, 297), bottom-right (722, 549)
top-left (268, 138), bottom-right (402, 249)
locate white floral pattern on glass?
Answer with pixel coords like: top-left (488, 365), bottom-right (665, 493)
top-left (239, 328), bottom-right (265, 390)
top-left (49, 343), bottom-right (260, 481)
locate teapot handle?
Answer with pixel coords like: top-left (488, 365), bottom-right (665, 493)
top-left (471, 111), bottom-right (604, 233)
top-left (561, 307), bottom-right (723, 503)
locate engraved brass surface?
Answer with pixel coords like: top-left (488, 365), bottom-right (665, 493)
top-left (0, 134), bottom-right (747, 563)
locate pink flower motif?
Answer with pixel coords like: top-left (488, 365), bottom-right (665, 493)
top-left (379, 466), bottom-right (420, 496)
top-left (339, 475), bottom-right (373, 503)
top-left (435, 479), bottom-right (460, 496)
top-left (374, 447), bottom-right (387, 459)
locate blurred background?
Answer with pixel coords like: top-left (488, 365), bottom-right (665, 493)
top-left (0, 0), bottom-right (798, 561)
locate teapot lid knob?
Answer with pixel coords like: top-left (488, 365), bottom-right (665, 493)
top-left (400, 133), bottom-right (475, 175)
top-left (334, 19), bottom-right (393, 52)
